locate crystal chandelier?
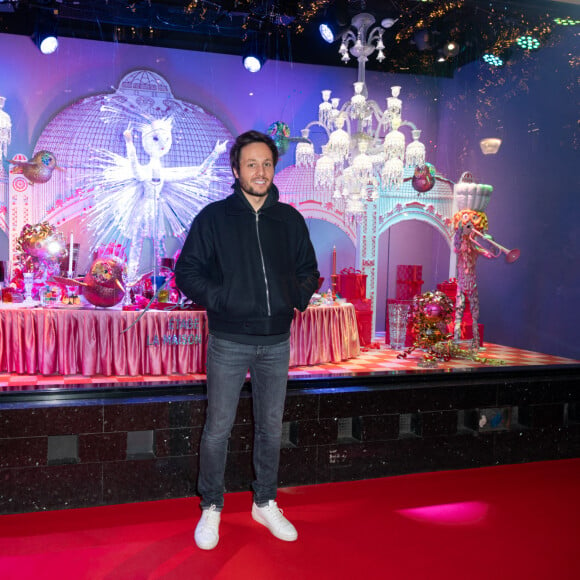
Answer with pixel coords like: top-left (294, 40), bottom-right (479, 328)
top-left (301, 13), bottom-right (426, 221)
top-left (0, 96), bottom-right (11, 163)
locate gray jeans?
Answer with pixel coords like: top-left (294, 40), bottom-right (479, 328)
top-left (198, 334), bottom-right (291, 509)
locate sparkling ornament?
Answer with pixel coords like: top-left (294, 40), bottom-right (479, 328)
top-left (424, 303), bottom-right (443, 322)
top-left (398, 291), bottom-right (455, 360)
top-left (16, 222), bottom-right (67, 272)
top-left (12, 222), bottom-right (68, 300)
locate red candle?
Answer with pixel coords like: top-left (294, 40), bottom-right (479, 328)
top-left (332, 246), bottom-right (336, 276)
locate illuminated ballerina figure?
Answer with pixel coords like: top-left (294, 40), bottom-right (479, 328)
top-left (88, 114), bottom-right (227, 282)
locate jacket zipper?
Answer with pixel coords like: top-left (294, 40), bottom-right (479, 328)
top-left (255, 211), bottom-right (271, 316)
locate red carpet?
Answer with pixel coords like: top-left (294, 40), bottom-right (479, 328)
top-left (1, 459), bottom-right (578, 579)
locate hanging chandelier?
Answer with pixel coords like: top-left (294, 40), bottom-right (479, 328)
top-left (298, 13), bottom-right (427, 221)
top-left (0, 96), bottom-right (11, 163)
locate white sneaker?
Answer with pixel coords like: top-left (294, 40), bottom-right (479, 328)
top-left (252, 500), bottom-right (298, 542)
top-left (194, 505), bottom-right (221, 550)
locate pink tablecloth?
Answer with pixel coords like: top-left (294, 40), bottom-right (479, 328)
top-left (0, 303), bottom-right (360, 376)
top-left (0, 307), bottom-right (208, 376)
top-left (290, 304), bottom-right (360, 367)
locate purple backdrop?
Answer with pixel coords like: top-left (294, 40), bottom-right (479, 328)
top-left (0, 29), bottom-right (578, 359)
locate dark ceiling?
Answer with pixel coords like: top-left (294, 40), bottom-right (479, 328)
top-left (1, 1), bottom-right (578, 77)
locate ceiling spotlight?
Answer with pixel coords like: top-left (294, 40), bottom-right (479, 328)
top-left (33, 13), bottom-right (59, 55)
top-left (483, 53), bottom-right (504, 67)
top-left (39, 34), bottom-right (58, 55)
top-left (243, 55), bottom-right (264, 73)
top-left (319, 0), bottom-right (350, 44)
top-left (319, 22), bottom-right (340, 43)
top-left (242, 32), bottom-right (267, 73)
top-left (443, 41), bottom-right (460, 57)
top-left (516, 35), bottom-right (540, 50)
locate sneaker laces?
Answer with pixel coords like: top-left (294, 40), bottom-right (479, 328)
top-left (200, 505), bottom-right (220, 525)
top-left (266, 502), bottom-right (288, 526)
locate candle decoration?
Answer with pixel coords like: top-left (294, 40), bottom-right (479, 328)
top-left (331, 246), bottom-right (338, 297)
top-left (68, 233), bottom-right (74, 277)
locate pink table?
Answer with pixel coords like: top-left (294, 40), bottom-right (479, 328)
top-left (0, 304), bottom-right (360, 376)
top-left (290, 304), bottom-right (360, 366)
top-left (0, 306), bottom-right (208, 376)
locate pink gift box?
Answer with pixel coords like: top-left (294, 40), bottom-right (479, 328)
top-left (396, 265), bottom-right (423, 282)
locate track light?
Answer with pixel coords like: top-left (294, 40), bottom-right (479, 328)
top-left (39, 34), bottom-right (58, 55)
top-left (318, 0), bottom-right (349, 44)
top-left (318, 21), bottom-right (353, 45)
top-left (319, 22), bottom-right (340, 43)
top-left (243, 54), bottom-right (264, 73)
top-left (242, 32), bottom-right (267, 73)
top-left (443, 41), bottom-right (460, 58)
top-left (33, 12), bottom-right (59, 55)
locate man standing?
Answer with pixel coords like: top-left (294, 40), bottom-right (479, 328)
top-left (175, 130), bottom-right (319, 550)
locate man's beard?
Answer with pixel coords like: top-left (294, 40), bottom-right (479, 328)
top-left (238, 177), bottom-right (271, 198)
top-left (245, 189), bottom-right (269, 197)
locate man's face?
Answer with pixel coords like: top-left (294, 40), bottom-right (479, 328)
top-left (233, 142), bottom-right (275, 199)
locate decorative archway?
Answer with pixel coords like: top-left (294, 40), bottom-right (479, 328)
top-left (378, 201), bottom-right (454, 245)
top-left (277, 162), bottom-right (458, 336)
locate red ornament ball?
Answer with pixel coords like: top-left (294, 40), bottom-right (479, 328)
top-left (412, 163), bottom-right (436, 193)
top-left (424, 302), bottom-right (443, 322)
